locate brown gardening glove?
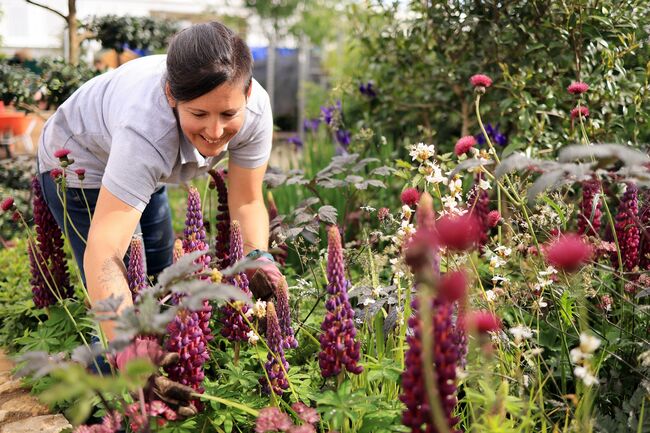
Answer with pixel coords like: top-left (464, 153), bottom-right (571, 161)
top-left (246, 257), bottom-right (284, 300)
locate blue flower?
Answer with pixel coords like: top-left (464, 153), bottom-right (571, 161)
top-left (320, 100), bottom-right (342, 126)
top-left (335, 129), bottom-right (351, 148)
top-left (359, 82), bottom-right (377, 98)
top-left (303, 118), bottom-right (321, 133)
top-left (287, 135), bottom-right (303, 149)
top-left (476, 123), bottom-right (508, 147)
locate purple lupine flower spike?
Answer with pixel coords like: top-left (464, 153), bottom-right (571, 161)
top-left (127, 235), bottom-right (147, 302)
top-left (164, 309), bottom-right (210, 394)
top-left (220, 220), bottom-right (252, 342)
top-left (274, 279), bottom-right (298, 349)
top-left (578, 179), bottom-right (602, 237)
top-left (613, 182), bottom-right (640, 271)
top-left (209, 169), bottom-right (230, 270)
top-left (639, 190), bottom-right (650, 270)
top-left (260, 302), bottom-right (290, 395)
top-left (319, 226), bottom-right (363, 378)
top-left (29, 176), bottom-right (73, 308)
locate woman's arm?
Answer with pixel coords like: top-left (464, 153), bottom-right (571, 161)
top-left (84, 186), bottom-right (142, 341)
top-left (227, 160), bottom-right (269, 255)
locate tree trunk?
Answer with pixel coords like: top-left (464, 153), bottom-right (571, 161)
top-left (67, 0), bottom-right (78, 64)
top-left (297, 33), bottom-right (310, 142)
top-left (266, 25), bottom-right (277, 113)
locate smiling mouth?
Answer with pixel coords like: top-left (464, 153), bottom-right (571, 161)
top-left (201, 135), bottom-right (221, 144)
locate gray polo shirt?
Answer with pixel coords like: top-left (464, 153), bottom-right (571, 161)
top-left (38, 54), bottom-right (273, 212)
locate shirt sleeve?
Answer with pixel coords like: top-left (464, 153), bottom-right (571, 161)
top-left (227, 94), bottom-right (273, 169)
top-left (102, 126), bottom-right (170, 212)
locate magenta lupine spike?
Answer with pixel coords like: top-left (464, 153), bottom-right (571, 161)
top-left (267, 191), bottom-right (288, 266)
top-left (613, 182), bottom-right (640, 271)
top-left (209, 169), bottom-right (231, 270)
top-left (274, 280), bottom-right (298, 348)
top-left (318, 226), bottom-right (363, 378)
top-left (260, 302), bottom-right (290, 395)
top-left (467, 175), bottom-right (490, 247)
top-left (182, 186), bottom-right (213, 342)
top-left (127, 235), bottom-right (147, 301)
top-left (400, 298), bottom-right (462, 433)
top-left (578, 179), bottom-right (602, 237)
top-left (638, 190), bottom-right (650, 270)
top-left (29, 176), bottom-right (73, 308)
top-left (220, 220), bottom-right (252, 342)
top-left (164, 309), bottom-right (210, 393)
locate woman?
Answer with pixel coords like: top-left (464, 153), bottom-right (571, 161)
top-left (37, 21), bottom-right (282, 342)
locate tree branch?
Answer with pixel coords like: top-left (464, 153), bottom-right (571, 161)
top-left (25, 0), bottom-right (67, 20)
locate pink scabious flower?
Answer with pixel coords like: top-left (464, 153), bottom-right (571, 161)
top-left (570, 106), bottom-right (589, 120)
top-left (436, 213), bottom-right (481, 252)
top-left (467, 177), bottom-right (490, 246)
top-left (487, 210), bottom-right (501, 228)
top-left (209, 169), bottom-right (231, 270)
top-left (319, 226), bottom-right (363, 377)
top-left (74, 168), bottom-right (86, 180)
top-left (53, 148), bottom-right (71, 159)
top-left (267, 191), bottom-right (289, 266)
top-left (255, 407), bottom-right (293, 433)
top-left (544, 233), bottom-right (593, 272)
top-left (260, 302), bottom-right (290, 395)
top-left (567, 81), bottom-right (589, 95)
top-left (220, 220), bottom-right (252, 342)
top-left (578, 179), bottom-right (602, 237)
top-left (29, 177), bottom-right (73, 308)
top-left (127, 235), bottom-right (147, 302)
top-left (468, 310), bottom-right (502, 334)
top-left (401, 187), bottom-right (420, 207)
top-left (454, 135), bottom-right (477, 156)
top-left (613, 182), bottom-right (640, 271)
top-left (164, 308), bottom-right (210, 393)
top-left (470, 74), bottom-right (493, 88)
top-left (275, 280), bottom-right (298, 349)
top-left (1, 197), bottom-right (14, 212)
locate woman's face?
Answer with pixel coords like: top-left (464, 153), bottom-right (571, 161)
top-left (168, 81), bottom-right (250, 157)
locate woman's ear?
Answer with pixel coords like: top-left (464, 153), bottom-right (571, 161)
top-left (165, 82), bottom-right (176, 108)
top-left (246, 82), bottom-right (252, 98)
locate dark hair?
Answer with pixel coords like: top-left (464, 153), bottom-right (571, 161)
top-left (166, 22), bottom-right (253, 102)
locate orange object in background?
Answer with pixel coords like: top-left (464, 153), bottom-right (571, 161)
top-left (0, 112), bottom-right (30, 135)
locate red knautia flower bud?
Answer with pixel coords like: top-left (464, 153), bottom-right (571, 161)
top-left (378, 207), bottom-right (390, 222)
top-left (468, 310), bottom-right (502, 334)
top-left (578, 179), bottom-right (602, 237)
top-left (470, 74), bottom-right (493, 88)
top-left (400, 187), bottom-right (420, 207)
top-left (255, 407), bottom-right (293, 433)
top-left (570, 106), bottom-right (589, 119)
top-left (487, 210), bottom-right (501, 227)
top-left (127, 235), bottom-right (147, 302)
top-left (436, 213), bottom-right (481, 251)
top-left (74, 168), bottom-right (86, 180)
top-left (53, 148), bottom-right (71, 159)
top-left (50, 168), bottom-right (65, 181)
top-left (209, 169), bottom-right (231, 270)
top-left (319, 226), bottom-right (363, 377)
top-left (29, 177), bottom-right (73, 308)
top-left (1, 197), bottom-right (14, 212)
top-left (544, 233), bottom-right (593, 272)
top-left (567, 81), bottom-right (589, 95)
top-left (439, 270), bottom-right (468, 303)
top-left (613, 182), bottom-right (640, 271)
top-left (260, 302), bottom-right (290, 395)
top-left (454, 135), bottom-right (478, 156)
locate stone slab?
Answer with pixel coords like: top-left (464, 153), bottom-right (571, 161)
top-left (0, 380), bottom-right (22, 395)
top-left (0, 394), bottom-right (49, 416)
top-left (0, 414), bottom-right (72, 433)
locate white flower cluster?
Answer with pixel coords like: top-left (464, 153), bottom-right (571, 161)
top-left (509, 325), bottom-right (534, 345)
top-left (408, 142), bottom-right (448, 186)
top-left (570, 333), bottom-right (601, 386)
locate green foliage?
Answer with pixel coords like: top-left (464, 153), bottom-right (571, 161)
top-left (37, 58), bottom-right (97, 109)
top-left (0, 61), bottom-right (40, 107)
top-left (84, 15), bottom-right (179, 53)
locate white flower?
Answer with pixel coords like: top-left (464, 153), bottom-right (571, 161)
top-left (573, 366), bottom-right (599, 386)
top-left (247, 331), bottom-right (259, 345)
top-left (495, 245), bottom-right (512, 257)
top-left (570, 347), bottom-right (585, 364)
top-left (579, 333), bottom-right (601, 354)
top-left (424, 163), bottom-right (447, 184)
top-left (252, 300), bottom-right (267, 319)
top-left (539, 266), bottom-right (558, 276)
top-left (401, 205), bottom-right (413, 220)
top-left (362, 297), bottom-right (376, 306)
top-left (409, 142), bottom-right (436, 163)
top-left (442, 195), bottom-right (458, 211)
top-left (484, 290), bottom-right (497, 302)
top-left (533, 296), bottom-right (548, 310)
top-left (448, 177), bottom-right (463, 198)
top-left (510, 325), bottom-right (534, 343)
top-left (360, 205), bottom-right (376, 213)
top-left (371, 286), bottom-right (383, 297)
top-left (490, 255), bottom-right (506, 269)
top-left (522, 374), bottom-right (530, 388)
top-left (637, 350), bottom-right (650, 367)
top-left (492, 275), bottom-right (509, 284)
top-left (479, 178), bottom-right (492, 190)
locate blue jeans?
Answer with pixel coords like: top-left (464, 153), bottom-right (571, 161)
top-left (38, 172), bottom-right (175, 285)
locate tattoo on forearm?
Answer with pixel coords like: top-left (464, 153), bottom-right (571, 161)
top-left (99, 256), bottom-right (127, 292)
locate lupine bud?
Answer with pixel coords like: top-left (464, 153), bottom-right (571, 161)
top-left (164, 309), bottom-right (210, 393)
top-left (209, 169), bottom-right (230, 270)
top-left (267, 191), bottom-right (288, 265)
top-left (220, 220), bottom-right (252, 342)
top-left (29, 177), bottom-right (73, 308)
top-left (274, 279), bottom-right (298, 348)
top-left (260, 302), bottom-right (290, 395)
top-left (126, 235), bottom-right (147, 302)
top-left (319, 226), bottom-right (363, 377)
top-left (613, 182), bottom-right (640, 271)
top-left (578, 179), bottom-right (602, 237)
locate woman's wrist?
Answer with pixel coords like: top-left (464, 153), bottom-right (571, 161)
top-left (246, 249), bottom-right (275, 262)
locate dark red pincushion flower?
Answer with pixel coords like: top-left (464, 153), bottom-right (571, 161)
top-left (578, 179), bottom-right (602, 237)
top-left (470, 74), bottom-right (493, 88)
top-left (1, 197), bottom-right (14, 212)
top-left (260, 302), bottom-right (290, 395)
top-left (319, 226), bottom-right (363, 377)
top-left (544, 233), bottom-right (593, 272)
top-left (29, 177), bottom-right (73, 308)
top-left (50, 168), bottom-right (65, 180)
top-left (487, 210), bottom-right (501, 228)
top-left (468, 310), bottom-right (502, 334)
top-left (567, 81), bottom-right (589, 95)
top-left (53, 148), bottom-right (71, 159)
top-left (209, 169), bottom-right (231, 270)
top-left (401, 187), bottom-right (420, 207)
top-left (570, 106), bottom-right (589, 119)
top-left (439, 271), bottom-right (468, 303)
top-left (436, 213), bottom-right (481, 251)
top-left (74, 168), bottom-right (86, 180)
top-left (454, 136), bottom-right (477, 156)
top-left (613, 183), bottom-right (640, 271)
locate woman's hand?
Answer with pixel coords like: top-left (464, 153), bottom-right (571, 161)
top-left (246, 256), bottom-right (284, 300)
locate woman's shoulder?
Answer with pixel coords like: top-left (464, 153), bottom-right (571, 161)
top-left (245, 78), bottom-right (271, 117)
